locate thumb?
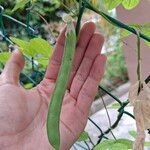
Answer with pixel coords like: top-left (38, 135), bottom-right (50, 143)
top-left (1, 49), bottom-right (25, 85)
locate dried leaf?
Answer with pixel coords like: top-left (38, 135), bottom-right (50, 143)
top-left (129, 81), bottom-right (150, 150)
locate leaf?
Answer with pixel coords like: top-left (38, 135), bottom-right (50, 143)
top-left (10, 37), bottom-right (31, 56)
top-left (94, 139), bottom-right (131, 150)
top-left (104, 0), bottom-right (123, 10)
top-left (129, 82), bottom-right (150, 150)
top-left (24, 83), bottom-right (33, 89)
top-left (111, 143), bottom-right (128, 150)
top-left (129, 130), bottom-right (137, 138)
top-left (37, 58), bottom-right (49, 68)
top-left (12, 0), bottom-right (31, 12)
top-left (122, 0), bottom-right (140, 10)
top-left (144, 141), bottom-right (150, 147)
top-left (0, 52), bottom-right (11, 63)
top-left (77, 131), bottom-right (89, 141)
top-left (121, 23), bottom-right (150, 47)
top-left (11, 37), bottom-right (53, 57)
top-left (115, 139), bottom-right (133, 149)
top-left (121, 29), bottom-right (132, 38)
top-left (145, 41), bottom-right (150, 47)
top-left (29, 38), bottom-right (53, 58)
top-left (90, 0), bottom-right (97, 5)
top-left (110, 103), bottom-right (121, 109)
top-left (94, 139), bottom-right (115, 150)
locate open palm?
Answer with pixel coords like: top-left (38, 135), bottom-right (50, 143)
top-left (0, 22), bottom-right (106, 150)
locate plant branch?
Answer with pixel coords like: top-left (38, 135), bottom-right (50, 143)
top-left (82, 0), bottom-right (150, 43)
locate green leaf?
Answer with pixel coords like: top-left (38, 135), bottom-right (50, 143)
top-left (121, 29), bottom-right (132, 38)
top-left (122, 0), bottom-right (140, 10)
top-left (104, 0), bottom-right (123, 10)
top-left (129, 130), bottom-right (137, 138)
top-left (29, 38), bottom-right (53, 58)
top-left (37, 58), bottom-right (49, 68)
top-left (145, 41), bottom-right (150, 47)
top-left (12, 0), bottom-right (31, 12)
top-left (0, 52), bottom-right (11, 63)
top-left (121, 23), bottom-right (150, 47)
top-left (110, 103), bottom-right (121, 109)
top-left (94, 139), bottom-right (115, 150)
top-left (10, 37), bottom-right (31, 56)
top-left (11, 37), bottom-right (53, 57)
top-left (115, 139), bottom-right (133, 149)
top-left (144, 141), bottom-right (150, 147)
top-left (77, 131), bottom-right (89, 141)
top-left (24, 83), bottom-right (33, 89)
top-left (94, 139), bottom-right (131, 150)
top-left (111, 143), bottom-right (128, 150)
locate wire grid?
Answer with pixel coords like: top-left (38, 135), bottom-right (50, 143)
top-left (0, 2), bottom-right (150, 150)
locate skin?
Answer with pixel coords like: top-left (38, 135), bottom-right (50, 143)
top-left (0, 22), bottom-right (106, 150)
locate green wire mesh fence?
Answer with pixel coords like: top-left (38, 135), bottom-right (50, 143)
top-left (0, 1), bottom-right (150, 149)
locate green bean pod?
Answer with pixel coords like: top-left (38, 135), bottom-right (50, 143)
top-left (47, 20), bottom-right (76, 150)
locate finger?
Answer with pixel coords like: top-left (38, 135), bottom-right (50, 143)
top-left (76, 55), bottom-right (107, 114)
top-left (1, 50), bottom-right (25, 85)
top-left (44, 22), bottom-right (96, 83)
top-left (44, 25), bottom-right (66, 81)
top-left (67, 22), bottom-right (96, 88)
top-left (70, 33), bottom-right (104, 99)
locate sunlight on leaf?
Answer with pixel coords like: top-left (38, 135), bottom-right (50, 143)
top-left (110, 103), bottom-right (121, 109)
top-left (29, 38), bottom-right (53, 58)
top-left (0, 52), bottom-right (11, 64)
top-left (10, 37), bottom-right (53, 58)
top-left (122, 0), bottom-right (140, 10)
top-left (10, 37), bottom-right (31, 56)
top-left (77, 131), bottom-right (89, 141)
top-left (37, 58), bottom-right (49, 68)
top-left (93, 139), bottom-right (132, 150)
top-left (12, 0), bottom-right (31, 12)
top-left (93, 139), bottom-right (115, 150)
top-left (129, 130), bottom-right (137, 138)
top-left (90, 0), bottom-right (97, 5)
top-left (121, 29), bottom-right (132, 38)
top-left (115, 139), bottom-right (133, 149)
top-left (24, 83), bottom-right (34, 89)
top-left (104, 0), bottom-right (122, 10)
top-left (121, 23), bottom-right (150, 47)
top-left (144, 141), bottom-right (150, 147)
top-left (111, 143), bottom-right (128, 150)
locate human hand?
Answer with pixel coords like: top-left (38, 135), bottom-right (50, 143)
top-left (0, 22), bottom-right (106, 150)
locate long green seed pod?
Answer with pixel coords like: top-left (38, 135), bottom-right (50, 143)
top-left (47, 17), bottom-right (76, 150)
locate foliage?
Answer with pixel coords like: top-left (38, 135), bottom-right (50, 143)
top-left (12, 0), bottom-right (31, 12)
top-left (0, 52), bottom-right (11, 64)
top-left (104, 0), bottom-right (140, 10)
top-left (129, 130), bottom-right (150, 147)
top-left (10, 37), bottom-right (53, 66)
top-left (121, 23), bottom-right (150, 47)
top-left (77, 131), bottom-right (89, 141)
top-left (94, 139), bottom-right (133, 150)
top-left (105, 45), bottom-right (128, 82)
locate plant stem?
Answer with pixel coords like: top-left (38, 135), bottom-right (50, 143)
top-left (76, 0), bottom-right (85, 37)
top-left (100, 95), bottom-right (117, 140)
top-left (83, 0), bottom-right (150, 43)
